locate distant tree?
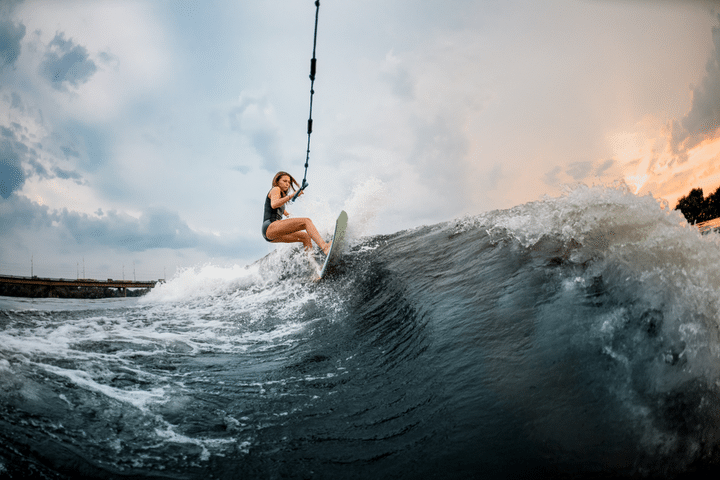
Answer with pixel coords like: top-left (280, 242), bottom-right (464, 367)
top-left (675, 188), bottom-right (708, 224)
top-left (706, 186), bottom-right (720, 221)
top-left (674, 186), bottom-right (720, 224)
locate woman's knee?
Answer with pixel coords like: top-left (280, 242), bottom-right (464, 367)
top-left (294, 217), bottom-right (313, 230)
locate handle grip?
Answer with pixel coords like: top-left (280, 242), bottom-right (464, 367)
top-left (291, 180), bottom-right (309, 202)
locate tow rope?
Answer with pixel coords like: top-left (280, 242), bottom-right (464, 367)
top-left (293, 0), bottom-right (320, 202)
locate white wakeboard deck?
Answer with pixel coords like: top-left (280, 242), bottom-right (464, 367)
top-left (318, 210), bottom-right (348, 279)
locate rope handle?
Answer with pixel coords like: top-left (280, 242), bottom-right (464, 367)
top-left (291, 180), bottom-right (309, 202)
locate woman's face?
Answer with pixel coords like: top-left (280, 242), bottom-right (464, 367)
top-left (277, 175), bottom-right (291, 193)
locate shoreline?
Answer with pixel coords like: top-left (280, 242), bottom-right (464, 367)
top-left (0, 283), bottom-right (150, 299)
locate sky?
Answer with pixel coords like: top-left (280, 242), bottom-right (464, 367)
top-left (1, 0), bottom-right (720, 281)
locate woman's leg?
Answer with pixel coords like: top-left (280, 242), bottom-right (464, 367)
top-left (266, 218), bottom-right (330, 253)
top-left (270, 231), bottom-right (312, 250)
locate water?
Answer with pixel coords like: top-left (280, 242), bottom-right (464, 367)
top-left (1, 184), bottom-right (719, 479)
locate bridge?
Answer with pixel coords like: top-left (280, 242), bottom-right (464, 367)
top-left (0, 274), bottom-right (162, 297)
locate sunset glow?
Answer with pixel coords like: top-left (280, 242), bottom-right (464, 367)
top-left (633, 130), bottom-right (720, 209)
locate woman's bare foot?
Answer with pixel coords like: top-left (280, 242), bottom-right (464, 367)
top-left (322, 241), bottom-right (332, 255)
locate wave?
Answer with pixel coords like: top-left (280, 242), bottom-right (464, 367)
top-left (2, 184), bottom-right (720, 479)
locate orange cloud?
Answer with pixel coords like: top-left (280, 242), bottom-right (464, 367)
top-left (609, 123), bottom-right (720, 209)
top-left (645, 133), bottom-right (720, 208)
top-left (613, 15), bottom-right (720, 209)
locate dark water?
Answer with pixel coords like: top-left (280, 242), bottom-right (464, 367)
top-left (1, 185), bottom-right (720, 479)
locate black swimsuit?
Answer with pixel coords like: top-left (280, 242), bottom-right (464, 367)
top-left (261, 191), bottom-right (285, 242)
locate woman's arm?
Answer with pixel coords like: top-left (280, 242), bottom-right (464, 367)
top-left (269, 187), bottom-right (302, 209)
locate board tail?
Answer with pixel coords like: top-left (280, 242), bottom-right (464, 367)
top-left (319, 210), bottom-right (348, 279)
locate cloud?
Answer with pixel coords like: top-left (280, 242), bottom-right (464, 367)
top-left (566, 161), bottom-right (594, 181)
top-left (0, 19), bottom-right (25, 71)
top-left (60, 145), bottom-right (80, 159)
top-left (39, 32), bottom-right (97, 90)
top-left (543, 158), bottom-right (616, 187)
top-left (0, 122), bottom-right (42, 196)
top-left (0, 193), bottom-right (249, 258)
top-left (544, 166), bottom-right (562, 186)
top-left (62, 207), bottom-right (201, 251)
top-left (0, 140), bottom-right (25, 198)
top-left (605, 15), bottom-right (720, 206)
top-left (541, 13), bottom-right (720, 207)
top-left (1, 0), bottom-right (714, 277)
top-left (411, 114), bottom-right (469, 186)
top-left (10, 91), bottom-right (23, 111)
top-left (381, 51), bottom-right (415, 100)
top-left (62, 122), bottom-right (108, 171)
top-left (595, 159), bottom-right (614, 176)
top-left (0, 121), bottom-right (83, 188)
top-left (671, 15), bottom-right (720, 154)
top-left (52, 166), bottom-right (82, 182)
top-left (0, 195), bottom-right (265, 280)
top-left (228, 92), bottom-right (284, 172)
top-left (0, 193), bottom-right (51, 231)
top-left (231, 165), bottom-right (250, 174)
top-left (486, 163), bottom-right (503, 190)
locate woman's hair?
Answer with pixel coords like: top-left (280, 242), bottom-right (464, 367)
top-left (272, 171), bottom-right (299, 197)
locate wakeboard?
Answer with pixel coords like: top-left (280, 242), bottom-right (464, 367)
top-left (318, 210), bottom-right (348, 279)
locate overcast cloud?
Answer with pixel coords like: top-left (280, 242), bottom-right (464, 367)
top-left (0, 0), bottom-right (719, 280)
top-left (39, 33), bottom-right (97, 90)
top-left (677, 18), bottom-right (720, 149)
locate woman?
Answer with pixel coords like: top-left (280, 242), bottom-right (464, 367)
top-left (261, 171), bottom-right (331, 254)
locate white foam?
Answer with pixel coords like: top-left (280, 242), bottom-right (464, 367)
top-left (32, 362), bottom-right (166, 409)
top-left (342, 177), bottom-right (388, 244)
top-left (153, 425), bottom-right (239, 461)
top-left (144, 263), bottom-right (264, 304)
top-left (488, 183), bottom-right (720, 385)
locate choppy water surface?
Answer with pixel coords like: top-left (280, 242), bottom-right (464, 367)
top-left (1, 185), bottom-right (720, 479)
